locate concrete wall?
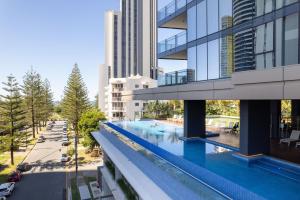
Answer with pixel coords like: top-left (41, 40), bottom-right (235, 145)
top-left (126, 65), bottom-right (300, 100)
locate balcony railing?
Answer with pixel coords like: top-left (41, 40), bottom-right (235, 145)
top-left (112, 97), bottom-right (122, 102)
top-left (158, 31), bottom-right (187, 54)
top-left (158, 0), bottom-right (187, 21)
top-left (112, 107), bottom-right (125, 111)
top-left (112, 88), bottom-right (124, 92)
top-left (158, 69), bottom-right (195, 86)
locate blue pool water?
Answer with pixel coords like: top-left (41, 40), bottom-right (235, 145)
top-left (114, 120), bottom-right (300, 200)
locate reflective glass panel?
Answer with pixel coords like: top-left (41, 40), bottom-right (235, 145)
top-left (197, 43), bottom-right (208, 81)
top-left (284, 13), bottom-right (299, 65)
top-left (219, 0), bottom-right (233, 30)
top-left (188, 6), bottom-right (197, 42)
top-left (208, 39), bottom-right (220, 79)
top-left (207, 0), bottom-right (219, 34)
top-left (197, 0), bottom-right (207, 38)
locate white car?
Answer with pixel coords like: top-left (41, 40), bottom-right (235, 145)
top-left (62, 138), bottom-right (68, 142)
top-left (0, 183), bottom-right (15, 197)
top-left (61, 154), bottom-right (70, 162)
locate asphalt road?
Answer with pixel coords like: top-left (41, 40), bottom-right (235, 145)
top-left (10, 121), bottom-right (68, 200)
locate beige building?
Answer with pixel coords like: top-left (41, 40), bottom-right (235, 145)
top-left (104, 75), bottom-right (157, 121)
top-left (99, 0), bottom-right (158, 119)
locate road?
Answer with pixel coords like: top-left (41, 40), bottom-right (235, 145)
top-left (10, 121), bottom-right (68, 200)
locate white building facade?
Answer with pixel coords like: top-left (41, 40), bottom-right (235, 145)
top-left (99, 0), bottom-right (158, 120)
top-left (104, 75), bottom-right (157, 121)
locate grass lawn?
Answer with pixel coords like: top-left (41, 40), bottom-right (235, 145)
top-left (0, 155), bottom-right (23, 183)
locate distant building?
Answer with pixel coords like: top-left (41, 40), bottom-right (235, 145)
top-left (99, 0), bottom-right (157, 119)
top-left (103, 75), bottom-right (157, 121)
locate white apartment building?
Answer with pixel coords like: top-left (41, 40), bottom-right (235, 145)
top-left (104, 75), bottom-right (157, 121)
top-left (99, 0), bottom-right (158, 120)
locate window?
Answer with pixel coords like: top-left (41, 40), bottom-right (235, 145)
top-left (255, 22), bottom-right (274, 69)
top-left (188, 47), bottom-right (197, 77)
top-left (197, 0), bottom-right (207, 38)
top-left (256, 0), bottom-right (265, 16)
top-left (197, 43), bottom-right (208, 81)
top-left (135, 84), bottom-right (139, 88)
top-left (143, 85), bottom-right (149, 89)
top-left (219, 0), bottom-right (232, 30)
top-left (276, 0), bottom-right (284, 8)
top-left (207, 0), bottom-right (219, 34)
top-left (220, 35), bottom-right (234, 78)
top-left (284, 13), bottom-right (299, 65)
top-left (256, 0), bottom-right (274, 16)
top-left (208, 39), bottom-right (220, 79)
top-left (188, 6), bottom-right (197, 42)
top-left (265, 0), bottom-right (274, 14)
top-left (285, 0), bottom-right (298, 5)
top-left (135, 103), bottom-right (139, 107)
top-left (276, 18), bottom-right (283, 66)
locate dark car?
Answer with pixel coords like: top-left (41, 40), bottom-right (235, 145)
top-left (7, 171), bottom-right (21, 182)
top-left (17, 163), bottom-right (31, 172)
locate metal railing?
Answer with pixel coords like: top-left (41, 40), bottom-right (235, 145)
top-left (158, 69), bottom-right (195, 86)
top-left (158, 0), bottom-right (187, 21)
top-left (158, 31), bottom-right (187, 54)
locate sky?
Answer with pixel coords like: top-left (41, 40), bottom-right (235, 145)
top-left (0, 0), bottom-right (185, 101)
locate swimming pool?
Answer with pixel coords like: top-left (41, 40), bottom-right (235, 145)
top-left (113, 120), bottom-right (300, 200)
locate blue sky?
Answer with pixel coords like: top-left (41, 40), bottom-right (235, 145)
top-left (0, 0), bottom-right (185, 101)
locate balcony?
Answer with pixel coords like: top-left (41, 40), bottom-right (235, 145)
top-left (158, 69), bottom-right (195, 86)
top-left (112, 107), bottom-right (125, 112)
top-left (112, 88), bottom-right (124, 93)
top-left (158, 31), bottom-right (187, 60)
top-left (158, 0), bottom-right (187, 29)
top-left (112, 97), bottom-right (123, 102)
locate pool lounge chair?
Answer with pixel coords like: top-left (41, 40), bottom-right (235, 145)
top-left (279, 130), bottom-right (300, 146)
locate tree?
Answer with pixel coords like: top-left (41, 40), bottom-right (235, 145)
top-left (40, 79), bottom-right (54, 126)
top-left (0, 75), bottom-right (26, 165)
top-left (78, 108), bottom-right (106, 149)
top-left (23, 69), bottom-right (42, 138)
top-left (61, 63), bottom-right (90, 177)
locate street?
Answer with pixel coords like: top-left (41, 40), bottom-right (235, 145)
top-left (10, 121), bottom-right (67, 200)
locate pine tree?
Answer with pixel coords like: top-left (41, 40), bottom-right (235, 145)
top-left (23, 69), bottom-right (41, 138)
top-left (41, 79), bottom-right (54, 126)
top-left (0, 75), bottom-right (26, 165)
top-left (62, 63), bottom-right (90, 176)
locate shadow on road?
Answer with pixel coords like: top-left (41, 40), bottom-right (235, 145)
top-left (10, 171), bottom-right (67, 200)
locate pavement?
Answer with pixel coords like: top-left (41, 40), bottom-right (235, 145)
top-left (10, 121), bottom-right (68, 200)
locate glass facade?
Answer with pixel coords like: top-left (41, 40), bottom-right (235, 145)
top-left (160, 0), bottom-right (300, 84)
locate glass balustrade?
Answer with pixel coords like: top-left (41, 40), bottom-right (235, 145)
top-left (158, 0), bottom-right (187, 21)
top-left (158, 69), bottom-right (195, 86)
top-left (158, 31), bottom-right (187, 54)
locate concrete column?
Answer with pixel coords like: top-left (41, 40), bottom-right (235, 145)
top-left (240, 100), bottom-right (271, 155)
top-left (184, 100), bottom-right (206, 138)
top-left (291, 100), bottom-right (300, 130)
top-left (270, 100), bottom-right (281, 139)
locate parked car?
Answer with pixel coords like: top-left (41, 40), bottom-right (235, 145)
top-left (61, 141), bottom-right (70, 146)
top-left (0, 196), bottom-right (6, 200)
top-left (0, 183), bottom-right (15, 197)
top-left (40, 135), bottom-right (46, 140)
top-left (37, 138), bottom-right (44, 143)
top-left (7, 171), bottom-right (21, 182)
top-left (61, 154), bottom-right (70, 162)
top-left (17, 162), bottom-right (31, 172)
